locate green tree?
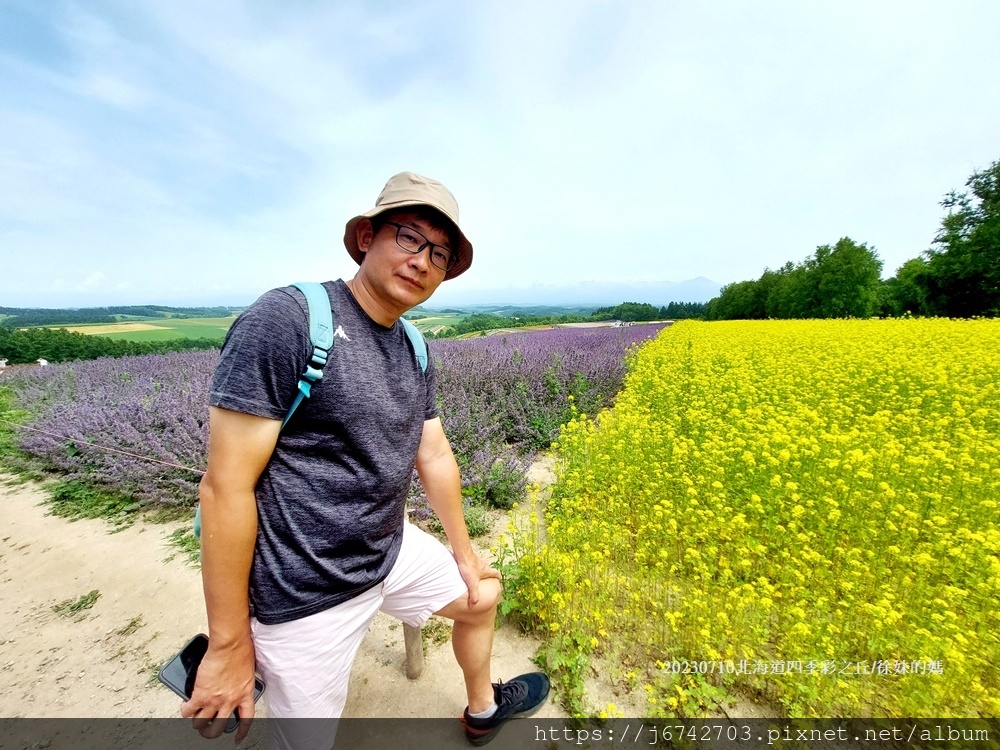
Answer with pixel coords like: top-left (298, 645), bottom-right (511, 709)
top-left (662, 301), bottom-right (707, 319)
top-left (591, 302), bottom-right (659, 321)
top-left (922, 159), bottom-right (1000, 317)
top-left (708, 239), bottom-right (884, 321)
top-left (706, 280), bottom-right (760, 320)
top-left (613, 302), bottom-right (659, 321)
top-left (881, 258), bottom-right (931, 316)
top-left (812, 237), bottom-right (883, 318)
top-left (0, 326), bottom-right (217, 364)
top-left (765, 262), bottom-right (814, 319)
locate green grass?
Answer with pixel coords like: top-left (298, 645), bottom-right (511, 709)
top-left (27, 316), bottom-right (233, 341)
top-left (165, 527), bottom-right (201, 567)
top-left (411, 314), bottom-right (465, 333)
top-left (143, 660), bottom-right (162, 685)
top-left (426, 500), bottom-right (492, 538)
top-left (117, 615), bottom-right (145, 636)
top-left (102, 317), bottom-right (234, 341)
top-left (0, 386), bottom-right (33, 471)
top-left (46, 480), bottom-right (142, 527)
top-left (44, 478), bottom-right (191, 526)
top-left (422, 616), bottom-right (453, 651)
top-left (53, 589), bottom-right (101, 620)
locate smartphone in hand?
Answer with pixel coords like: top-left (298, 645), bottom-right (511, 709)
top-left (158, 634), bottom-right (264, 734)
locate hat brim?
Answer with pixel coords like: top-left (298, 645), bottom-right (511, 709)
top-left (344, 202), bottom-right (473, 281)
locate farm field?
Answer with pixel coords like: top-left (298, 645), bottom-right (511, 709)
top-left (1, 324), bottom-right (664, 523)
top-left (504, 318), bottom-right (1000, 718)
top-left (408, 313), bottom-right (466, 333)
top-left (58, 322), bottom-right (168, 335)
top-left (21, 308), bottom-right (609, 344)
top-left (57, 317), bottom-right (235, 341)
top-left (49, 312), bottom-right (463, 340)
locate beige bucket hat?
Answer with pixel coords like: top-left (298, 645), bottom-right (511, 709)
top-left (343, 171), bottom-right (473, 280)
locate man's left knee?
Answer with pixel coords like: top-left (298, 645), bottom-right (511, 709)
top-left (475, 578), bottom-right (502, 613)
top-left (441, 578), bottom-right (502, 622)
top-left (464, 578), bottom-right (501, 619)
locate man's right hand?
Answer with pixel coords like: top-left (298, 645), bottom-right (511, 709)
top-left (180, 635), bottom-right (256, 743)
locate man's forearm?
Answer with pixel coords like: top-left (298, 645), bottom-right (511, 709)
top-left (419, 452), bottom-right (476, 562)
top-left (198, 475), bottom-right (258, 646)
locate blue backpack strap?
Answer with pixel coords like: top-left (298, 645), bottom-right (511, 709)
top-left (284, 282), bottom-right (335, 428)
top-left (400, 317), bottom-right (427, 373)
top-left (195, 282), bottom-right (334, 539)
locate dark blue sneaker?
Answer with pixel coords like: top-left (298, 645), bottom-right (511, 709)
top-left (461, 672), bottom-right (550, 745)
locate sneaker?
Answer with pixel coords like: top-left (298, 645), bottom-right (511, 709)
top-left (461, 672), bottom-right (550, 746)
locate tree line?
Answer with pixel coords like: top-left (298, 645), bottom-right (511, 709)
top-left (592, 301), bottom-right (707, 321)
top-left (0, 326), bottom-right (219, 365)
top-left (0, 304), bottom-right (240, 327)
top-left (705, 159), bottom-right (1000, 320)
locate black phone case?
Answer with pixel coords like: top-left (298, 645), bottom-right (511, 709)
top-left (158, 633), bottom-right (264, 734)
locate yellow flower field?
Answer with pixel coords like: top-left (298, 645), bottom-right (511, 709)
top-left (502, 319), bottom-right (1000, 717)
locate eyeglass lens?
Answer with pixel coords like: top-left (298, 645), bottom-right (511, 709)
top-left (390, 223), bottom-right (455, 271)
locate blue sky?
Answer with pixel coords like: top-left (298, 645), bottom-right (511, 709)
top-left (2, 0), bottom-right (998, 308)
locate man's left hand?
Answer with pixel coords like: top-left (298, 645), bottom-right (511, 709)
top-left (454, 553), bottom-right (501, 607)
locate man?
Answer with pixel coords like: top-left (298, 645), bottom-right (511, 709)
top-left (182, 172), bottom-right (549, 747)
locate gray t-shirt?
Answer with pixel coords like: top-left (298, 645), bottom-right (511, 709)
top-left (209, 280), bottom-right (438, 625)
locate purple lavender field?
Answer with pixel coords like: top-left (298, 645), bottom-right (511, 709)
top-left (1, 324), bottom-right (666, 512)
top-left (7, 351), bottom-right (215, 507)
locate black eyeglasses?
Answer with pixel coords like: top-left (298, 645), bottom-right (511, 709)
top-left (384, 221), bottom-right (456, 272)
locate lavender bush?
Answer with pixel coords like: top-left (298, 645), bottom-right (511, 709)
top-left (6, 351), bottom-right (214, 507)
top-left (2, 324), bottom-right (666, 515)
top-left (432, 325), bottom-right (666, 451)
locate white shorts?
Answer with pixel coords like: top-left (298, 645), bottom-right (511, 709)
top-left (251, 521), bottom-right (468, 723)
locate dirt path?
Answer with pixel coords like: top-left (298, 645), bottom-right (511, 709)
top-left (0, 474), bottom-right (566, 724)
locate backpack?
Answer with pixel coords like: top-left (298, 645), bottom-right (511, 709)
top-left (193, 281), bottom-right (427, 538)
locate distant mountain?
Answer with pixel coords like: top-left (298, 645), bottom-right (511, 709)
top-left (462, 304), bottom-right (598, 317)
top-left (427, 278), bottom-right (722, 307)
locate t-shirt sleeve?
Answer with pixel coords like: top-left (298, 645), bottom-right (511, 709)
top-left (210, 288), bottom-right (309, 420)
top-left (423, 343), bottom-right (439, 421)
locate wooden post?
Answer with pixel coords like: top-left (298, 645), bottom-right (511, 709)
top-left (403, 624), bottom-right (424, 679)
